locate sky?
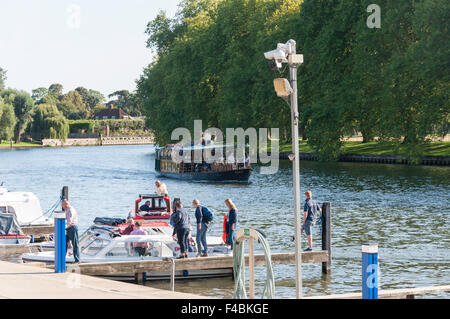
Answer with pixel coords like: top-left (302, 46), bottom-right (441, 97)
top-left (0, 0), bottom-right (180, 98)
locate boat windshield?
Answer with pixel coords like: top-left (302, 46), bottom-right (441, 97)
top-left (81, 233), bottom-right (110, 256)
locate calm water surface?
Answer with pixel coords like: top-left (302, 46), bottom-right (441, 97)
top-left (0, 145), bottom-right (448, 298)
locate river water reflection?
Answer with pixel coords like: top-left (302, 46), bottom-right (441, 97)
top-left (0, 145), bottom-right (448, 298)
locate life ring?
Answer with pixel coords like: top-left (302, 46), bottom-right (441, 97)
top-left (222, 214), bottom-right (228, 244)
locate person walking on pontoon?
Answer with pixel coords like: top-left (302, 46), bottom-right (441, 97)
top-left (224, 198), bottom-right (238, 250)
top-left (192, 199), bottom-right (211, 257)
top-left (302, 190), bottom-right (321, 251)
top-left (172, 200), bottom-right (191, 258)
top-left (62, 200), bottom-right (80, 264)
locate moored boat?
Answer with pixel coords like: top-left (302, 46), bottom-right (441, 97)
top-left (0, 212), bottom-right (31, 245)
top-left (0, 185), bottom-right (52, 228)
top-left (22, 224), bottom-right (232, 280)
top-left (155, 144), bottom-right (251, 182)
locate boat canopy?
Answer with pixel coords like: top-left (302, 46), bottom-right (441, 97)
top-left (0, 212), bottom-right (25, 236)
top-left (0, 188), bottom-right (48, 226)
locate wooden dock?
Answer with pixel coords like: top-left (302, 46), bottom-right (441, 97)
top-left (0, 260), bottom-right (205, 299)
top-left (0, 243), bottom-right (44, 256)
top-left (305, 285), bottom-right (450, 299)
top-left (67, 251), bottom-right (328, 280)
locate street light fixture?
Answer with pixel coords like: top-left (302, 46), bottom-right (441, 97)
top-left (264, 39), bottom-right (304, 299)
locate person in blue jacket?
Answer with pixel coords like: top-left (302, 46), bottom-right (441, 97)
top-left (224, 198), bottom-right (238, 250)
top-left (172, 200), bottom-right (191, 259)
top-left (192, 199), bottom-right (211, 257)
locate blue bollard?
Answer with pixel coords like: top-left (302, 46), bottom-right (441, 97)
top-left (54, 212), bottom-right (66, 273)
top-left (362, 243), bottom-right (378, 299)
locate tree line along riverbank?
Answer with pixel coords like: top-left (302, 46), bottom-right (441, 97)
top-left (136, 0), bottom-right (449, 164)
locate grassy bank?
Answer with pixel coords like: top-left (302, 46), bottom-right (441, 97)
top-left (0, 141), bottom-right (42, 148)
top-left (277, 141), bottom-right (450, 157)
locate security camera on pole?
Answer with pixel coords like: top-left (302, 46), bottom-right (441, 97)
top-left (264, 39), bottom-right (304, 299)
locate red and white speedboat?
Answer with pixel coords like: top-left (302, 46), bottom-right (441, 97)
top-left (0, 212), bottom-right (31, 245)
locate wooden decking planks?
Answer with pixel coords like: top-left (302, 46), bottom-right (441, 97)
top-left (305, 285), bottom-right (450, 299)
top-left (68, 251), bottom-right (329, 276)
top-left (0, 260), bottom-right (205, 299)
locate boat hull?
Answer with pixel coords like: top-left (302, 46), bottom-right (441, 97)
top-left (157, 168), bottom-right (251, 182)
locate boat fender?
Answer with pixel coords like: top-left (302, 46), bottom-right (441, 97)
top-left (222, 214), bottom-right (228, 244)
top-left (183, 270), bottom-right (189, 277)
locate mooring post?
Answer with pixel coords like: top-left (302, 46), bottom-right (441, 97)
top-left (54, 211), bottom-right (66, 273)
top-left (362, 243), bottom-right (378, 299)
top-left (170, 258), bottom-right (175, 291)
top-left (248, 235), bottom-right (255, 299)
top-left (134, 272), bottom-right (144, 285)
top-left (321, 202), bottom-right (332, 274)
top-left (61, 186), bottom-right (69, 203)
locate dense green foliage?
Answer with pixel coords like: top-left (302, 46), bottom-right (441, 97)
top-left (0, 96), bottom-right (16, 143)
top-left (0, 71), bottom-right (147, 142)
top-left (29, 104), bottom-right (69, 140)
top-left (68, 119), bottom-right (149, 136)
top-left (0, 67), bottom-right (6, 91)
top-left (136, 0), bottom-right (449, 161)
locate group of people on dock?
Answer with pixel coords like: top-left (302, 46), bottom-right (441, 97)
top-left (171, 197), bottom-right (238, 259)
top-left (61, 178), bottom-right (320, 262)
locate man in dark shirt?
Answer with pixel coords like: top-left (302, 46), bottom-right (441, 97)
top-left (193, 199), bottom-right (210, 257)
top-left (302, 190), bottom-right (321, 251)
top-left (139, 201), bottom-right (152, 212)
top-left (173, 201), bottom-right (191, 258)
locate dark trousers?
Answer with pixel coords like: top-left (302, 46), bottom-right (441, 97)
top-left (176, 228), bottom-right (190, 254)
top-left (196, 223), bottom-right (208, 254)
top-left (66, 225), bottom-right (80, 262)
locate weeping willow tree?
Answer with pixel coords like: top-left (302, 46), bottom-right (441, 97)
top-left (30, 104), bottom-right (69, 140)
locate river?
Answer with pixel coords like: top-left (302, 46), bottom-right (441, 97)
top-left (0, 145), bottom-right (448, 298)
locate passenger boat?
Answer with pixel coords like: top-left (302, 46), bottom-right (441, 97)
top-left (0, 185), bottom-right (52, 228)
top-left (0, 212), bottom-right (31, 245)
top-left (155, 144), bottom-right (251, 181)
top-left (22, 224), bottom-right (233, 280)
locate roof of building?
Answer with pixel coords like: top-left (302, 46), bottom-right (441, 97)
top-left (95, 106), bottom-right (129, 119)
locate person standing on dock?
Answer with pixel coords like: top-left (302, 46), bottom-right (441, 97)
top-left (192, 199), bottom-right (210, 257)
top-left (62, 200), bottom-right (80, 264)
top-left (225, 198), bottom-right (238, 250)
top-left (302, 190), bottom-right (321, 252)
top-left (173, 200), bottom-right (191, 259)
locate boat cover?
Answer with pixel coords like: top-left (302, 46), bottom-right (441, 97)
top-left (93, 217), bottom-right (126, 226)
top-left (0, 212), bottom-right (25, 235)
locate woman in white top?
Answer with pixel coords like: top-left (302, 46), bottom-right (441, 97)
top-left (155, 180), bottom-right (168, 195)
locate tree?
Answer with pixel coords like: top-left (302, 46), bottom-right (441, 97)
top-left (0, 98), bottom-right (16, 143)
top-left (107, 90), bottom-right (141, 116)
top-left (0, 67), bottom-right (6, 90)
top-left (31, 87), bottom-right (49, 104)
top-left (12, 91), bottom-right (34, 143)
top-left (48, 83), bottom-right (63, 97)
top-left (30, 104), bottom-right (69, 140)
top-left (57, 90), bottom-right (89, 120)
top-left (75, 87), bottom-right (105, 110)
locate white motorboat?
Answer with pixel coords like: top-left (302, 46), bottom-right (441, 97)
top-left (0, 212), bottom-right (31, 245)
top-left (0, 186), bottom-right (52, 228)
top-left (22, 224), bottom-right (233, 280)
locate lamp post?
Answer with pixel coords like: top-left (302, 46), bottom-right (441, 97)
top-left (264, 39), bottom-right (304, 298)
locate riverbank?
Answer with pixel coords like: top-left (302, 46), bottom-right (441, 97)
top-left (275, 141), bottom-right (450, 166)
top-left (0, 136), bottom-right (155, 148)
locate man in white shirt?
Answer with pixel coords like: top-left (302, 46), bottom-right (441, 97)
top-left (62, 200), bottom-right (80, 263)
